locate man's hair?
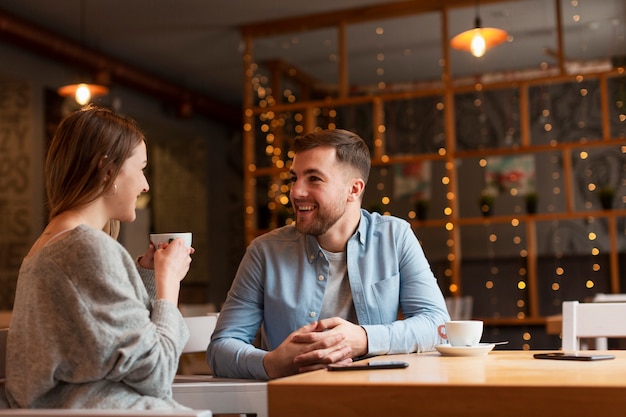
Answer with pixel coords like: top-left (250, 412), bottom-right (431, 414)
top-left (292, 129), bottom-right (371, 184)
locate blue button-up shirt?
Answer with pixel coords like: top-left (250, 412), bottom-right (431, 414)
top-left (208, 210), bottom-right (450, 379)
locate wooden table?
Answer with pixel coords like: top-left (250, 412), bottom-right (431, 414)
top-left (268, 350), bottom-right (626, 417)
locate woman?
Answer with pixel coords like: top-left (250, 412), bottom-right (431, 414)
top-left (6, 105), bottom-right (194, 409)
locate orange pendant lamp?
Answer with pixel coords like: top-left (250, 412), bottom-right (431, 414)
top-left (57, 0), bottom-right (109, 105)
top-left (57, 82), bottom-right (109, 105)
top-left (451, 1), bottom-right (508, 58)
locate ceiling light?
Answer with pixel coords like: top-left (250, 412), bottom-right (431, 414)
top-left (57, 83), bottom-right (109, 105)
top-left (57, 0), bottom-right (109, 104)
top-left (450, 1), bottom-right (508, 58)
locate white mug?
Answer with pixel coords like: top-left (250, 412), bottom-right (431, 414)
top-left (150, 232), bottom-right (192, 248)
top-left (437, 320), bottom-right (483, 347)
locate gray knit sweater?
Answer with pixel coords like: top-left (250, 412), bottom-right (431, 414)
top-left (5, 225), bottom-right (190, 409)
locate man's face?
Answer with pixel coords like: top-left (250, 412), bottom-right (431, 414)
top-left (289, 146), bottom-right (351, 236)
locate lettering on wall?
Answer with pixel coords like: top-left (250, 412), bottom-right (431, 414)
top-left (0, 81), bottom-right (33, 309)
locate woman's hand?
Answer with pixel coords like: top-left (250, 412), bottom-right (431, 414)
top-left (153, 238), bottom-right (194, 305)
top-left (138, 243), bottom-right (156, 269)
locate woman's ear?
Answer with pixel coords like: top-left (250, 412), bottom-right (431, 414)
top-left (99, 155), bottom-right (114, 182)
top-left (98, 154), bottom-right (108, 170)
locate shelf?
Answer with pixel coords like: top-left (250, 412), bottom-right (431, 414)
top-left (240, 2), bottom-right (626, 337)
top-left (480, 317), bottom-right (547, 327)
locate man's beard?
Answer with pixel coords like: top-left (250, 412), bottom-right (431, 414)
top-left (295, 202), bottom-right (345, 236)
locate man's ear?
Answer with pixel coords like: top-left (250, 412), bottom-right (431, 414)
top-left (347, 177), bottom-right (366, 202)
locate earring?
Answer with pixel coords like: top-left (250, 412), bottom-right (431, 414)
top-left (104, 184), bottom-right (118, 197)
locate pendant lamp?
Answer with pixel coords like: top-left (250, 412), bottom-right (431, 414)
top-left (450, 0), bottom-right (508, 58)
top-left (57, 0), bottom-right (109, 104)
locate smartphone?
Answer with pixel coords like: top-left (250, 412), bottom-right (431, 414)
top-left (327, 361), bottom-right (409, 371)
top-left (533, 352), bottom-right (615, 361)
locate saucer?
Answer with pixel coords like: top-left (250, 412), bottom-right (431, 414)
top-left (435, 343), bottom-right (495, 357)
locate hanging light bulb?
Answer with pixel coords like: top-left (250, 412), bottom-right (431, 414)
top-left (57, 0), bottom-right (109, 104)
top-left (450, 1), bottom-right (507, 58)
top-left (75, 83), bottom-right (91, 105)
top-left (470, 30), bottom-right (487, 58)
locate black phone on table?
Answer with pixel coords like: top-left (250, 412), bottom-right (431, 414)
top-left (327, 361), bottom-right (409, 371)
top-left (533, 352), bottom-right (615, 361)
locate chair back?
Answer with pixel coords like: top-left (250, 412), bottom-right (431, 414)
top-left (561, 301), bottom-right (626, 350)
top-left (173, 314), bottom-right (268, 417)
top-left (182, 314), bottom-right (218, 354)
top-left (0, 410), bottom-right (212, 416)
top-left (445, 296), bottom-right (473, 320)
top-left (1, 328), bottom-right (9, 408)
top-left (0, 327), bottom-right (7, 379)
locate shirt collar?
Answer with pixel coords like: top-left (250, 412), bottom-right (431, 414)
top-left (303, 209), bottom-right (368, 263)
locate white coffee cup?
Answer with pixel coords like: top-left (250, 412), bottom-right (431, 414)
top-left (437, 320), bottom-right (483, 347)
top-left (150, 232), bottom-right (192, 248)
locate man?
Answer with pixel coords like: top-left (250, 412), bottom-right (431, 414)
top-left (207, 129), bottom-right (449, 379)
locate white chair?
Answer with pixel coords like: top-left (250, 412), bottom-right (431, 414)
top-left (592, 293), bottom-right (626, 303)
top-left (182, 315), bottom-right (218, 356)
top-left (1, 328), bottom-right (7, 380)
top-left (561, 301), bottom-right (626, 351)
top-left (0, 411), bottom-right (212, 416)
top-left (179, 304), bottom-right (217, 318)
top-left (445, 296), bottom-right (473, 320)
top-left (172, 316), bottom-right (267, 417)
top-left (1, 328), bottom-right (8, 409)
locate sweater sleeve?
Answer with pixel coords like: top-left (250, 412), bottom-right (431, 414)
top-left (18, 228), bottom-right (188, 399)
top-left (86, 236), bottom-right (189, 397)
top-left (136, 260), bottom-right (157, 301)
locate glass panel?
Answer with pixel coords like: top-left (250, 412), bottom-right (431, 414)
top-left (529, 79), bottom-right (602, 145)
top-left (253, 109), bottom-right (304, 169)
top-left (537, 218), bottom-right (612, 256)
top-left (363, 161), bottom-right (448, 223)
top-left (460, 222), bottom-right (529, 319)
top-left (254, 173), bottom-right (293, 231)
top-left (252, 26), bottom-right (339, 104)
top-left (346, 12), bottom-right (442, 95)
top-left (570, 145), bottom-right (625, 211)
top-left (460, 223), bottom-right (528, 259)
top-left (384, 95), bottom-right (445, 156)
top-left (536, 218), bottom-right (613, 315)
top-left (317, 103), bottom-right (374, 149)
top-left (609, 75), bottom-right (626, 138)
top-left (534, 151), bottom-right (567, 215)
top-left (448, 0), bottom-right (557, 83)
top-left (537, 252), bottom-right (612, 316)
top-left (457, 154), bottom-right (542, 218)
top-left (454, 87), bottom-right (520, 151)
top-left (561, 0), bottom-right (626, 75)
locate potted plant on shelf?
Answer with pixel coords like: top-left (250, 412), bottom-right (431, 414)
top-left (415, 198), bottom-right (430, 221)
top-left (478, 193), bottom-right (495, 217)
top-left (598, 186), bottom-right (615, 210)
top-left (524, 191), bottom-right (539, 214)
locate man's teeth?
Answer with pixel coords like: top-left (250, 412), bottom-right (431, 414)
top-left (299, 205), bottom-right (315, 211)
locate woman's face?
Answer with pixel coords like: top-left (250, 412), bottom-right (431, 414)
top-left (108, 141), bottom-right (149, 223)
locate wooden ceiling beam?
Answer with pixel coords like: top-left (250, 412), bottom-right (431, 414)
top-left (240, 0), bottom-right (510, 38)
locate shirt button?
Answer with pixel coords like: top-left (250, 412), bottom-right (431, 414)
top-left (318, 275), bottom-right (325, 281)
top-left (309, 255), bottom-right (315, 261)
top-left (309, 311), bottom-right (316, 318)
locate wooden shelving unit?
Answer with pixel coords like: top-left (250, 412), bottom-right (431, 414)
top-left (239, 0), bottom-right (626, 329)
